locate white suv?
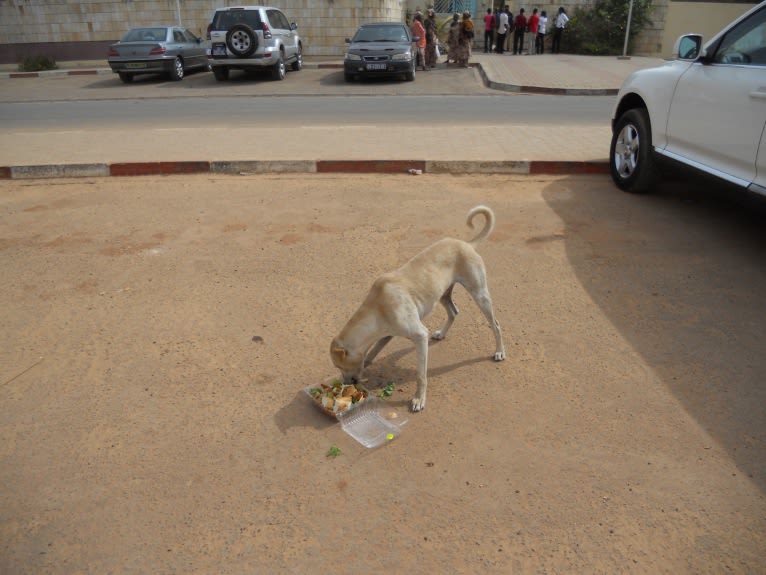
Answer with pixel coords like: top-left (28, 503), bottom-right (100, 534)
top-left (207, 5), bottom-right (303, 81)
top-left (610, 1), bottom-right (766, 196)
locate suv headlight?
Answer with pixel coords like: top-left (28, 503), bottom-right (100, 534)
top-left (345, 53), bottom-right (362, 61)
top-left (391, 51), bottom-right (412, 62)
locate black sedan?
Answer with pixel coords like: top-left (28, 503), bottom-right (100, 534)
top-left (344, 22), bottom-right (416, 82)
top-left (108, 26), bottom-right (209, 83)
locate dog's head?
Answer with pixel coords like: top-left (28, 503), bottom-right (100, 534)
top-left (330, 337), bottom-right (365, 384)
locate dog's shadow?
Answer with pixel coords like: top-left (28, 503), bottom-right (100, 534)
top-left (274, 340), bottom-right (488, 435)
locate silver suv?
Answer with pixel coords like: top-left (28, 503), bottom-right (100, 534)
top-left (207, 5), bottom-right (303, 81)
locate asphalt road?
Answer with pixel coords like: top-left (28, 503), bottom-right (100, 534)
top-left (0, 67), bottom-right (613, 129)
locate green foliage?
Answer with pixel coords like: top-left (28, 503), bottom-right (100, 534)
top-left (566, 0), bottom-right (653, 55)
top-left (18, 54), bottom-right (58, 72)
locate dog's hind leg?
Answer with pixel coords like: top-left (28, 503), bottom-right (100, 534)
top-left (464, 273), bottom-right (506, 361)
top-left (432, 284), bottom-right (459, 341)
top-left (475, 288), bottom-right (505, 361)
top-left (365, 336), bottom-right (393, 366)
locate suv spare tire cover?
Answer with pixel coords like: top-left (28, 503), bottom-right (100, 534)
top-left (226, 24), bottom-right (258, 58)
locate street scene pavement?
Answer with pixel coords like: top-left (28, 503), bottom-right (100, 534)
top-left (0, 53), bottom-right (666, 176)
top-left (1, 173), bottom-right (764, 573)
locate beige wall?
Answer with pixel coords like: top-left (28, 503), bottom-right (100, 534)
top-left (0, 0), bottom-right (406, 58)
top-left (661, 2), bottom-right (755, 57)
top-left (0, 0), bottom-right (758, 61)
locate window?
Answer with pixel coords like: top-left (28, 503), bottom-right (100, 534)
top-left (713, 6), bottom-right (766, 64)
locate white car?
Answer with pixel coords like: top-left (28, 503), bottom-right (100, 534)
top-left (610, 1), bottom-right (766, 195)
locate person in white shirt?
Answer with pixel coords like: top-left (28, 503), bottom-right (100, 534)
top-left (536, 10), bottom-right (548, 54)
top-left (552, 7), bottom-right (569, 53)
top-left (495, 9), bottom-right (510, 54)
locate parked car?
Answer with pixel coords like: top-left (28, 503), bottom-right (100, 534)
top-left (107, 26), bottom-right (208, 83)
top-left (207, 5), bottom-right (302, 81)
top-left (610, 0), bottom-right (766, 196)
top-left (344, 22), bottom-right (416, 82)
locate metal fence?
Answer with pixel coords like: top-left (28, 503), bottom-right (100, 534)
top-left (432, 0), bottom-right (477, 15)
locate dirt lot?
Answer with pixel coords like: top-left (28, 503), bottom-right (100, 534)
top-left (1, 173), bottom-right (764, 574)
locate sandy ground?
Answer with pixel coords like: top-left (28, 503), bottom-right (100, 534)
top-left (1, 173), bottom-right (764, 574)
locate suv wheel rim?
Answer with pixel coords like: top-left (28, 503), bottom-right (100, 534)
top-left (613, 123), bottom-right (638, 179)
top-left (231, 31), bottom-right (251, 52)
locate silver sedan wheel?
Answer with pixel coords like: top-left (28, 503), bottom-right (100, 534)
top-left (169, 57), bottom-right (184, 81)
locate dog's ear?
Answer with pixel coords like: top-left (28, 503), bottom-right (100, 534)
top-left (330, 340), bottom-right (347, 361)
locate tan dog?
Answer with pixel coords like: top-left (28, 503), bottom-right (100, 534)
top-left (330, 205), bottom-right (505, 412)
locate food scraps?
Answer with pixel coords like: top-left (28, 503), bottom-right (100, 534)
top-left (308, 380), bottom-right (368, 418)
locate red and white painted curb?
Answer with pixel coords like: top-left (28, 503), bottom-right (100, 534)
top-left (0, 160), bottom-right (609, 179)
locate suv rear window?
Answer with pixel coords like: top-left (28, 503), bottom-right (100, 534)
top-left (212, 9), bottom-right (262, 31)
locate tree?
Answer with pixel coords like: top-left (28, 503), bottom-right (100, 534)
top-left (566, 0), bottom-right (653, 55)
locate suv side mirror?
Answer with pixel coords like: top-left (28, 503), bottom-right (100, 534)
top-left (291, 23), bottom-right (297, 31)
top-left (673, 34), bottom-right (703, 60)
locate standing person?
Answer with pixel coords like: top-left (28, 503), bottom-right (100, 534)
top-left (495, 8), bottom-right (509, 54)
top-left (456, 11), bottom-right (474, 68)
top-left (536, 10), bottom-right (548, 54)
top-left (526, 8), bottom-right (539, 55)
top-left (513, 8), bottom-right (527, 55)
top-left (425, 9), bottom-right (438, 67)
top-left (447, 12), bottom-right (461, 64)
top-left (504, 5), bottom-right (514, 53)
top-left (483, 8), bottom-right (495, 53)
top-left (411, 12), bottom-right (428, 71)
top-left (552, 7), bottom-right (569, 53)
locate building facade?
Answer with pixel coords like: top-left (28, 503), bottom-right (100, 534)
top-left (0, 0), bottom-right (758, 64)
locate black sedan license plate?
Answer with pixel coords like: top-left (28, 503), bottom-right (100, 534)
top-left (366, 63), bottom-right (387, 70)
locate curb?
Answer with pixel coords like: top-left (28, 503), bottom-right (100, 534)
top-left (0, 160), bottom-right (609, 179)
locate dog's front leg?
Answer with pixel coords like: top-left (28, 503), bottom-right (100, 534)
top-left (410, 328), bottom-right (430, 412)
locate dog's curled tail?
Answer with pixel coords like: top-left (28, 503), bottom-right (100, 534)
top-left (466, 205), bottom-right (495, 245)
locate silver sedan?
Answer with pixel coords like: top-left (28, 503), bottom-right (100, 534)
top-left (108, 26), bottom-right (209, 83)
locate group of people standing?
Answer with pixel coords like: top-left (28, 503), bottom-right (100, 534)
top-left (484, 6), bottom-right (569, 55)
top-left (412, 9), bottom-right (475, 69)
top-left (412, 5), bottom-right (569, 70)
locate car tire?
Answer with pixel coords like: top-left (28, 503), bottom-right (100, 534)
top-left (169, 57), bottom-right (184, 81)
top-left (212, 66), bottom-right (229, 81)
top-left (291, 45), bottom-right (303, 71)
top-left (610, 108), bottom-right (656, 194)
top-left (405, 65), bottom-right (415, 82)
top-left (118, 72), bottom-right (134, 84)
top-left (271, 54), bottom-right (286, 81)
top-left (226, 24), bottom-right (258, 58)
top-left (344, 72), bottom-right (354, 82)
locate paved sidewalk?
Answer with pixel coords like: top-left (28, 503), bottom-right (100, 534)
top-left (0, 53), bottom-right (665, 94)
top-left (0, 53), bottom-right (666, 179)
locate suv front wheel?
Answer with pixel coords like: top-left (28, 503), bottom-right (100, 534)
top-left (610, 108), bottom-right (656, 194)
top-left (226, 24), bottom-right (258, 58)
top-left (291, 46), bottom-right (303, 71)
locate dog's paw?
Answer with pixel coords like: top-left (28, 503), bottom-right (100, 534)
top-left (410, 396), bottom-right (426, 412)
top-left (431, 331), bottom-right (445, 341)
top-left (494, 351), bottom-right (506, 361)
